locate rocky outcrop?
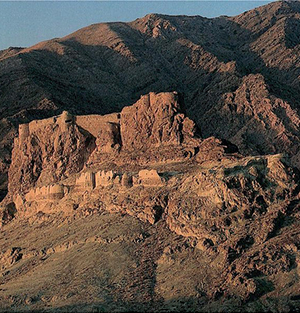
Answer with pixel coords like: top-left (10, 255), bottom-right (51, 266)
top-left (0, 247), bottom-right (23, 271)
top-left (4, 1), bottom-right (300, 200)
top-left (2, 101), bottom-right (300, 311)
top-left (120, 92), bottom-right (201, 150)
top-left (8, 112), bottom-right (96, 195)
top-left (6, 149), bottom-right (300, 308)
top-left (202, 74), bottom-right (300, 164)
top-left (0, 202), bottom-right (16, 227)
top-left (7, 92), bottom-right (207, 197)
top-left (166, 154), bottom-right (300, 244)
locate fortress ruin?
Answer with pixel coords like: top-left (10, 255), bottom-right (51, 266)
top-left (24, 169), bottom-right (164, 203)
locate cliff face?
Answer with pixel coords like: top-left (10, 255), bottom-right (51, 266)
top-left (1, 91), bottom-right (300, 312)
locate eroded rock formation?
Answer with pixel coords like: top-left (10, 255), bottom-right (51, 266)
top-left (8, 112), bottom-right (96, 195)
top-left (1, 90), bottom-right (300, 312)
top-left (120, 92), bottom-right (200, 150)
top-left (8, 91), bottom-right (231, 197)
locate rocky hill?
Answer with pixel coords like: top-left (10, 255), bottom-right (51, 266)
top-left (1, 91), bottom-right (300, 312)
top-left (2, 1), bottom-right (300, 199)
top-left (2, 1), bottom-right (300, 311)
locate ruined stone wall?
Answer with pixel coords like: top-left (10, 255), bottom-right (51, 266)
top-left (18, 115), bottom-right (59, 145)
top-left (137, 170), bottom-right (164, 186)
top-left (95, 170), bottom-right (115, 187)
top-left (23, 169), bottom-right (165, 206)
top-left (28, 111), bottom-right (75, 135)
top-left (76, 113), bottom-right (120, 137)
top-left (18, 124), bottom-right (30, 146)
top-left (76, 170), bottom-right (121, 189)
top-left (75, 172), bottom-right (95, 190)
top-left (17, 111), bottom-right (121, 146)
top-left (28, 116), bottom-right (57, 134)
top-left (75, 169), bottom-right (163, 191)
top-left (25, 184), bottom-right (66, 201)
